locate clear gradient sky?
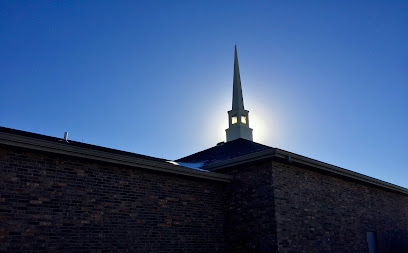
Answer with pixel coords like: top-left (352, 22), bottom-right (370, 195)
top-left (1, 1), bottom-right (407, 187)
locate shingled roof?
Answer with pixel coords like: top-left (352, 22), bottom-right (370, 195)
top-left (176, 138), bottom-right (272, 169)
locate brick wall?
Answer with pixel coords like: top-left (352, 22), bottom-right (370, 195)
top-left (2, 142), bottom-right (408, 253)
top-left (272, 160), bottom-right (408, 253)
top-left (221, 160), bottom-right (278, 253)
top-left (0, 144), bottom-right (225, 252)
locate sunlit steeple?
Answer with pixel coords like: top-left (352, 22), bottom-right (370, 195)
top-left (226, 46), bottom-right (253, 142)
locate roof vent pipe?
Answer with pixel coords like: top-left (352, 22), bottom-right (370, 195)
top-left (64, 132), bottom-right (68, 142)
top-left (287, 155), bottom-right (293, 163)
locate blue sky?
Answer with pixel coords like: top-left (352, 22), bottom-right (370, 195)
top-left (1, 1), bottom-right (407, 187)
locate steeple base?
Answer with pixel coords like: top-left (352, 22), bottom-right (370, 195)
top-left (226, 126), bottom-right (253, 142)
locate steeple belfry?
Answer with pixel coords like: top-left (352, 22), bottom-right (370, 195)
top-left (226, 46), bottom-right (253, 142)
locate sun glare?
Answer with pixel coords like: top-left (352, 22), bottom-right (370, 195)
top-left (247, 96), bottom-right (283, 146)
top-left (250, 113), bottom-right (267, 143)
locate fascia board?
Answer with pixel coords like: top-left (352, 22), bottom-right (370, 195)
top-left (275, 149), bottom-right (408, 195)
top-left (205, 146), bottom-right (408, 195)
top-left (0, 132), bottom-right (231, 182)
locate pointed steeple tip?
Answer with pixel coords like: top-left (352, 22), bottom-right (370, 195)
top-left (232, 45), bottom-right (244, 110)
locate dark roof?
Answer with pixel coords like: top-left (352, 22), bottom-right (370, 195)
top-left (0, 126), bottom-right (167, 164)
top-left (176, 138), bottom-right (272, 168)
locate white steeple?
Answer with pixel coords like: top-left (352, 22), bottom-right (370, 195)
top-left (226, 46), bottom-right (253, 142)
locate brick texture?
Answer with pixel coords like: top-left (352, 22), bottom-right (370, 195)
top-left (272, 160), bottom-right (408, 253)
top-left (0, 144), bottom-right (225, 252)
top-left (220, 158), bottom-right (408, 253)
top-left (221, 160), bottom-right (277, 252)
top-left (2, 142), bottom-right (408, 253)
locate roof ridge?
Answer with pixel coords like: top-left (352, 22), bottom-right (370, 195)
top-left (177, 138), bottom-right (270, 160)
top-left (176, 138), bottom-right (272, 166)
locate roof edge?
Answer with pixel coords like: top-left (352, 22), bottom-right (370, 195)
top-left (0, 132), bottom-right (231, 183)
top-left (274, 149), bottom-right (408, 195)
top-left (205, 147), bottom-right (408, 195)
top-left (202, 148), bottom-right (276, 170)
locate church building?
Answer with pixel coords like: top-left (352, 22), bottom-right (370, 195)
top-left (0, 47), bottom-right (407, 252)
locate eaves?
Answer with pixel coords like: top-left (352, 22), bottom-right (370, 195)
top-left (204, 148), bottom-right (408, 195)
top-left (0, 132), bottom-right (231, 183)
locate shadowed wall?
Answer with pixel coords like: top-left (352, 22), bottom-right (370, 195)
top-left (0, 144), bottom-right (225, 252)
top-left (272, 160), bottom-right (408, 253)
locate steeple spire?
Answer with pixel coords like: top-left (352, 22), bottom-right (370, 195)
top-left (226, 46), bottom-right (253, 142)
top-left (232, 45), bottom-right (244, 110)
